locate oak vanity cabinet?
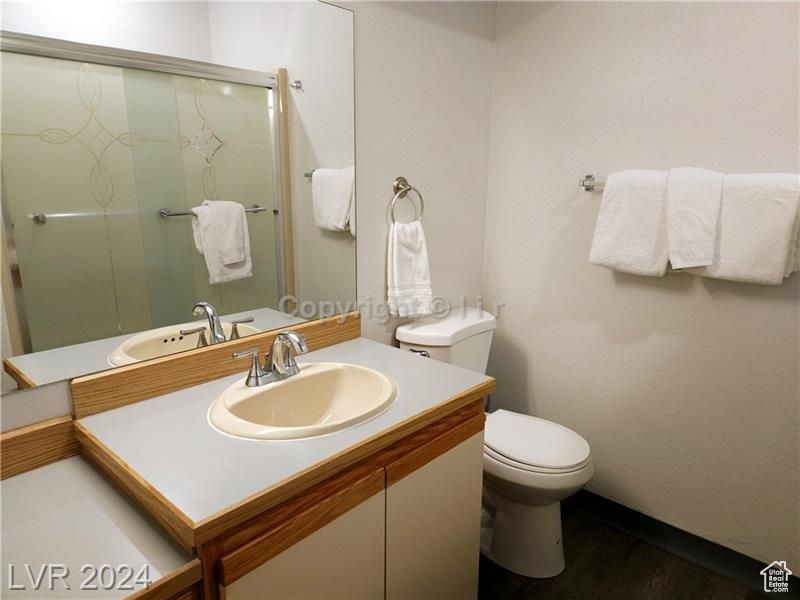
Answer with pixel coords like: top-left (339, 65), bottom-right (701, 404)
top-left (216, 430), bottom-right (485, 600)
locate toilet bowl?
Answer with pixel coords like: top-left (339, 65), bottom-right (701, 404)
top-left (482, 410), bottom-right (593, 577)
top-left (395, 308), bottom-right (593, 578)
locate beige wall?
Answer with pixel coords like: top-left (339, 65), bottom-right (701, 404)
top-left (484, 2), bottom-right (799, 565)
top-left (348, 2), bottom-right (496, 343)
top-left (1, 2), bottom-right (213, 61)
top-left (209, 3), bottom-right (356, 312)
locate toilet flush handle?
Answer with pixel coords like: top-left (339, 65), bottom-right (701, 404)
top-left (408, 348), bottom-right (430, 358)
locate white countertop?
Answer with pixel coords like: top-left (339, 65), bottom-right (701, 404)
top-left (6, 307), bottom-right (305, 387)
top-left (78, 338), bottom-right (491, 524)
top-left (0, 457), bottom-right (192, 598)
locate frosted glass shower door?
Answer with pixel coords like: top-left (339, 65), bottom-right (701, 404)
top-left (1, 51), bottom-right (280, 351)
top-left (1, 53), bottom-right (152, 351)
top-left (172, 75), bottom-right (279, 316)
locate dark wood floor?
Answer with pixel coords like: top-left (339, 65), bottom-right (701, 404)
top-left (478, 506), bottom-right (766, 600)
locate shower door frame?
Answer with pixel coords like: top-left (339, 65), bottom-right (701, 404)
top-left (0, 31), bottom-right (294, 352)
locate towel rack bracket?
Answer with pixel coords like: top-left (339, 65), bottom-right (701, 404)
top-left (393, 176), bottom-right (411, 198)
top-left (390, 176), bottom-right (424, 223)
top-left (580, 174), bottom-right (600, 192)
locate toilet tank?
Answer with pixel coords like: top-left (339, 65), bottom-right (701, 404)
top-left (395, 307), bottom-right (496, 373)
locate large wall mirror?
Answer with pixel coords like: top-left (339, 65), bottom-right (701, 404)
top-left (0, 2), bottom-right (355, 392)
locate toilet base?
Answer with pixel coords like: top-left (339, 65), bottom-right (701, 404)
top-left (483, 498), bottom-right (565, 578)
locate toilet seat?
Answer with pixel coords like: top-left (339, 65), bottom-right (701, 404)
top-left (484, 410), bottom-right (591, 474)
top-left (484, 446), bottom-right (590, 474)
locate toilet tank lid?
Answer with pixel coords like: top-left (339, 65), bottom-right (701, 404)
top-left (395, 307), bottom-right (496, 346)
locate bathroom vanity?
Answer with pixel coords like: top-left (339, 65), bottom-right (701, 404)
top-left (73, 338), bottom-right (493, 599)
top-left (2, 315), bottom-right (494, 599)
top-left (0, 9), bottom-right (495, 598)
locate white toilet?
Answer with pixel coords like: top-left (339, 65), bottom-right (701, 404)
top-left (396, 308), bottom-right (593, 579)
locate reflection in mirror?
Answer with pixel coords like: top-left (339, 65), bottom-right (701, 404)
top-left (0, 2), bottom-right (355, 390)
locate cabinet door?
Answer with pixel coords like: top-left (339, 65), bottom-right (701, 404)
top-left (386, 432), bottom-right (484, 599)
top-left (222, 480), bottom-right (385, 600)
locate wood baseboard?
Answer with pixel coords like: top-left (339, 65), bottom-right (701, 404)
top-left (70, 312), bottom-right (361, 418)
top-left (0, 416), bottom-right (81, 479)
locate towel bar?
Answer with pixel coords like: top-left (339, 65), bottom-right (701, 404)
top-left (579, 174), bottom-right (606, 192)
top-left (158, 205), bottom-right (269, 218)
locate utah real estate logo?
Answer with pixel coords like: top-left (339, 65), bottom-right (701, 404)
top-left (761, 561), bottom-right (792, 593)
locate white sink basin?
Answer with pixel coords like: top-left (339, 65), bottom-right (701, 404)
top-left (208, 362), bottom-right (397, 440)
top-left (108, 321), bottom-right (261, 366)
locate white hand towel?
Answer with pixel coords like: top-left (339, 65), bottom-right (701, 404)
top-left (687, 173), bottom-right (800, 285)
top-left (666, 167), bottom-right (723, 269)
top-left (387, 221), bottom-right (432, 317)
top-left (312, 167), bottom-right (355, 232)
top-left (207, 200), bottom-right (248, 265)
top-left (589, 170), bottom-right (669, 276)
top-left (192, 201), bottom-right (253, 285)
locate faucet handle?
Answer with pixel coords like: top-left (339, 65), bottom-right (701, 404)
top-left (229, 316), bottom-right (255, 341)
top-left (232, 348), bottom-right (272, 387)
top-left (180, 326), bottom-right (208, 348)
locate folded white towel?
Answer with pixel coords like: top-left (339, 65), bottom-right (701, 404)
top-left (785, 204), bottom-right (800, 278)
top-left (589, 170), bottom-right (669, 276)
top-left (349, 186), bottom-right (357, 238)
top-left (312, 167), bottom-right (355, 232)
top-left (667, 167), bottom-right (723, 269)
top-left (192, 201), bottom-right (252, 285)
top-left (387, 221), bottom-right (433, 317)
top-left (688, 173), bottom-right (800, 285)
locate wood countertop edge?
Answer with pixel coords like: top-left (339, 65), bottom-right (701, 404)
top-left (74, 376), bottom-right (496, 548)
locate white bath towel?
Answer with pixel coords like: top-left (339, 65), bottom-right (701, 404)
top-left (312, 167), bottom-right (355, 232)
top-left (687, 173), bottom-right (800, 285)
top-left (349, 187), bottom-right (357, 238)
top-left (589, 170), bottom-right (669, 277)
top-left (785, 204), bottom-right (800, 278)
top-left (192, 201), bottom-right (252, 284)
top-left (387, 221), bottom-right (433, 317)
top-left (666, 167), bottom-right (723, 269)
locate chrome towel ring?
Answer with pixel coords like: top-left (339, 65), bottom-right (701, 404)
top-left (390, 176), bottom-right (424, 223)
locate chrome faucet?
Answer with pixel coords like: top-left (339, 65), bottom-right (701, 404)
top-left (268, 330), bottom-right (308, 379)
top-left (192, 301), bottom-right (226, 345)
top-left (232, 331), bottom-right (308, 387)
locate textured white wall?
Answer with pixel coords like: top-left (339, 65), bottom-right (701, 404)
top-left (0, 1), bottom-right (213, 61)
top-left (484, 2), bottom-right (800, 565)
top-left (347, 2), bottom-right (496, 343)
top-left (208, 2), bottom-right (356, 312)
